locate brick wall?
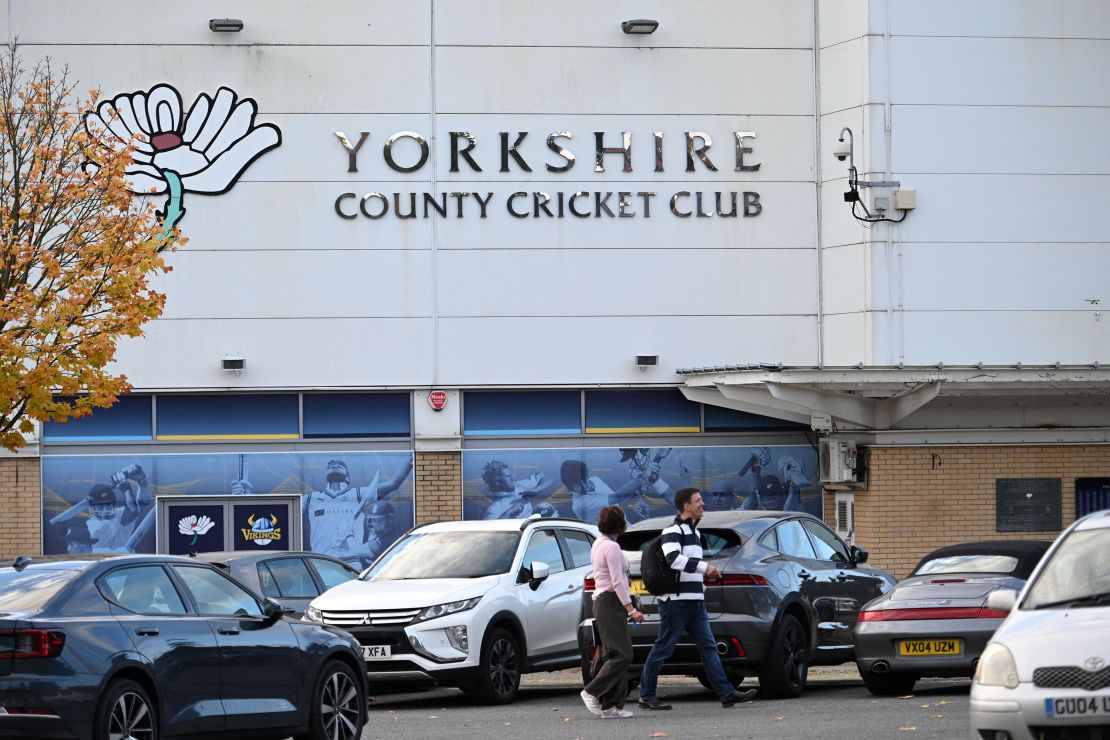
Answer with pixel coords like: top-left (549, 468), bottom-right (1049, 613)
top-left (0, 457), bottom-right (41, 559)
top-left (854, 444), bottom-right (1110, 579)
top-left (414, 450), bottom-right (462, 523)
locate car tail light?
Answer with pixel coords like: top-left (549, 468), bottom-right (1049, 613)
top-left (730, 636), bottom-right (746, 657)
top-left (0, 630), bottom-right (66, 659)
top-left (583, 577), bottom-right (595, 592)
top-left (708, 574), bottom-right (770, 587)
top-left (0, 707), bottom-right (60, 716)
top-left (859, 607), bottom-right (1010, 621)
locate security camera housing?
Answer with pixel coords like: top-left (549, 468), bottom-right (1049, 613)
top-left (832, 138), bottom-right (852, 162)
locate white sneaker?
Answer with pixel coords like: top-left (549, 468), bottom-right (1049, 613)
top-left (580, 690), bottom-right (601, 716)
top-left (601, 707), bottom-right (634, 719)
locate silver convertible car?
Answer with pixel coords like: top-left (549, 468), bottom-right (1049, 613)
top-left (853, 540), bottom-right (1050, 696)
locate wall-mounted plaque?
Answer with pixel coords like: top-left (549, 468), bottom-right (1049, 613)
top-left (996, 478), bottom-right (1062, 532)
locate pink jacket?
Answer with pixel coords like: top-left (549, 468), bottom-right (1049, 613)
top-left (591, 536), bottom-right (632, 607)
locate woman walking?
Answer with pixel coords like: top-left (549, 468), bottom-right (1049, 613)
top-left (581, 505), bottom-right (644, 719)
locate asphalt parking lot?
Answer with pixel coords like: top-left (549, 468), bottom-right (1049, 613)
top-left (356, 666), bottom-right (972, 740)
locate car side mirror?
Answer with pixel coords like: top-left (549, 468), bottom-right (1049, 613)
top-left (986, 588), bottom-right (1017, 614)
top-left (529, 561), bottom-right (550, 590)
top-left (849, 545), bottom-right (869, 564)
top-left (262, 597), bottom-right (293, 624)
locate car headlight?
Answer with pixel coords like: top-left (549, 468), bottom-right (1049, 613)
top-left (304, 605), bottom-right (323, 623)
top-left (414, 597), bottom-right (481, 623)
top-left (976, 643), bottom-right (1019, 689)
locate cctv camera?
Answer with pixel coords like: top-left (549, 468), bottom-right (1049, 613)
top-left (832, 138), bottom-right (851, 162)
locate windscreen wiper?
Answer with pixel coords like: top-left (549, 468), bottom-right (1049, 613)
top-left (1033, 591), bottom-right (1110, 610)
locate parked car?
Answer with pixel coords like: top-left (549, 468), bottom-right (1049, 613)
top-left (304, 515), bottom-right (599, 704)
top-left (576, 511), bottom-right (896, 698)
top-left (970, 509), bottom-right (1110, 740)
top-left (0, 554), bottom-right (367, 740)
top-left (194, 550), bottom-right (360, 617)
top-left (853, 539), bottom-right (1051, 695)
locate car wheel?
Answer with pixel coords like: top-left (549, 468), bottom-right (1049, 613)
top-left (862, 671), bottom-right (917, 696)
top-left (295, 660), bottom-right (365, 740)
top-left (757, 613), bottom-right (809, 698)
top-left (473, 627), bottom-right (521, 704)
top-left (696, 670), bottom-right (744, 692)
top-left (93, 678), bottom-right (157, 740)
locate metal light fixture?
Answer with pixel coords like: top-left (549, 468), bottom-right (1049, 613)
top-left (221, 357), bottom-right (245, 376)
top-left (636, 354), bottom-right (659, 371)
top-left (621, 19), bottom-right (659, 35)
top-left (209, 18), bottom-right (244, 32)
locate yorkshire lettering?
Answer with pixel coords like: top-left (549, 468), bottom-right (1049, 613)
top-left (332, 129), bottom-right (764, 220)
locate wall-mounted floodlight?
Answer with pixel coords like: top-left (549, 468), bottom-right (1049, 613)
top-left (209, 18), bottom-right (244, 32)
top-left (621, 19), bottom-right (659, 34)
top-left (636, 354), bottom-right (659, 370)
top-left (221, 357), bottom-right (246, 376)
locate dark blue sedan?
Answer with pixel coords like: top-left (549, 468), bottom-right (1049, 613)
top-left (0, 554), bottom-right (367, 740)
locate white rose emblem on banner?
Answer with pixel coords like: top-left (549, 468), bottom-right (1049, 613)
top-left (178, 514), bottom-right (216, 545)
top-left (84, 84), bottom-right (281, 234)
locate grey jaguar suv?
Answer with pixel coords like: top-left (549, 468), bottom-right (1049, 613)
top-left (577, 510), bottom-right (896, 698)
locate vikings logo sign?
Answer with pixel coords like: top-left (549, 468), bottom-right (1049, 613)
top-left (83, 84), bottom-right (282, 235)
top-left (241, 513), bottom-right (282, 546)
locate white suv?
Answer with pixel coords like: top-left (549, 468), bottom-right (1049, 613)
top-left (304, 516), bottom-right (599, 703)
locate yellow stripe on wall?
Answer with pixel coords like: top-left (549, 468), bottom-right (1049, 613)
top-left (584, 427), bottom-right (700, 434)
top-left (155, 434), bottom-right (301, 441)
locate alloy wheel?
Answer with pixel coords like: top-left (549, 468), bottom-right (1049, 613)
top-left (488, 636), bottom-right (519, 698)
top-left (782, 622), bottom-right (807, 686)
top-left (108, 691), bottom-right (154, 740)
top-left (320, 669), bottom-right (361, 740)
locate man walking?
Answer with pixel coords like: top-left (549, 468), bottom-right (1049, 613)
top-left (638, 487), bottom-right (759, 710)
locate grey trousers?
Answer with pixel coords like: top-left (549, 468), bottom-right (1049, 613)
top-left (584, 590), bottom-right (633, 710)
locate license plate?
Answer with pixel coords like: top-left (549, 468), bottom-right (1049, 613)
top-left (898, 639), bottom-right (961, 656)
top-left (629, 578), bottom-right (648, 596)
top-left (363, 645), bottom-right (391, 660)
top-left (1045, 696), bottom-right (1110, 719)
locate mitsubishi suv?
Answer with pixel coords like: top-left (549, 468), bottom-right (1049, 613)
top-left (304, 516), bottom-right (599, 704)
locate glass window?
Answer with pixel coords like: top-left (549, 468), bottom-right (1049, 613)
top-left (522, 529), bottom-right (566, 575)
top-left (172, 565), bottom-right (263, 617)
top-left (757, 528), bottom-right (778, 552)
top-left (914, 555), bottom-right (1021, 576)
top-left (303, 393), bottom-right (410, 438)
top-left (257, 563), bottom-right (279, 598)
top-left (366, 531), bottom-right (521, 580)
top-left (101, 566), bottom-right (187, 615)
top-left (585, 390), bottom-right (700, 433)
top-left (704, 405), bottom-right (806, 432)
top-left (0, 568), bottom-right (80, 611)
top-left (464, 391), bottom-right (581, 436)
top-left (561, 529), bottom-right (594, 569)
top-left (261, 558), bottom-right (318, 598)
top-left (43, 395), bottom-right (153, 442)
top-left (308, 557), bottom-right (358, 590)
top-left (801, 520), bottom-right (850, 563)
top-left (1024, 528), bottom-right (1110, 609)
top-left (773, 520), bottom-right (818, 559)
top-left (156, 394), bottom-right (298, 440)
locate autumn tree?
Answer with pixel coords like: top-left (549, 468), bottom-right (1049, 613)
top-left (0, 44), bottom-right (178, 451)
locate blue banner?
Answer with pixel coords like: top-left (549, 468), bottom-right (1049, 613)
top-left (462, 445), bottom-right (821, 524)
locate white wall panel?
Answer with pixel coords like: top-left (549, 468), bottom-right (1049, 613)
top-left (892, 37), bottom-right (1110, 106)
top-left (820, 243), bottom-right (867, 315)
top-left (431, 182), bottom-right (815, 250)
top-left (435, 47), bottom-right (813, 115)
top-left (901, 312), bottom-right (1110, 365)
top-left (437, 248), bottom-right (816, 317)
top-left (821, 312), bottom-right (870, 365)
top-left (157, 250), bottom-right (434, 319)
top-left (22, 46), bottom-right (431, 113)
top-left (437, 0), bottom-right (812, 48)
top-left (819, 176), bottom-right (867, 248)
top-left (819, 38), bottom-right (869, 114)
top-left (12, 0), bottom-right (431, 45)
top-left (818, 0), bottom-right (868, 49)
top-left (894, 174), bottom-right (1110, 243)
top-left (437, 316), bottom-right (818, 385)
top-left (892, 106), bottom-right (1110, 175)
top-left (890, 0), bottom-right (1110, 39)
top-left (900, 244), bottom-right (1110, 311)
top-left (114, 318), bottom-right (435, 389)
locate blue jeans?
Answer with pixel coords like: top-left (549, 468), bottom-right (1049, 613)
top-left (639, 598), bottom-right (733, 700)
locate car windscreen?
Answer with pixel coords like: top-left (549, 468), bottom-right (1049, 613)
top-left (1023, 528), bottom-right (1110, 609)
top-left (619, 528), bottom-right (746, 559)
top-left (364, 531), bottom-right (521, 580)
top-left (914, 554), bottom-right (1021, 576)
top-left (0, 568), bottom-right (80, 612)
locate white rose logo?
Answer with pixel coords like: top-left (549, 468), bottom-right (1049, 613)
top-left (84, 84), bottom-right (281, 234)
top-left (178, 514), bottom-right (216, 545)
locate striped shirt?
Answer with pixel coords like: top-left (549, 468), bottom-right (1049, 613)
top-left (659, 515), bottom-right (708, 601)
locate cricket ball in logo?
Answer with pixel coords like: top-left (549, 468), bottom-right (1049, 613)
top-left (242, 513), bottom-right (282, 546)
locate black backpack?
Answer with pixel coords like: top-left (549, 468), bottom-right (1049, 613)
top-left (640, 535), bottom-right (679, 596)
